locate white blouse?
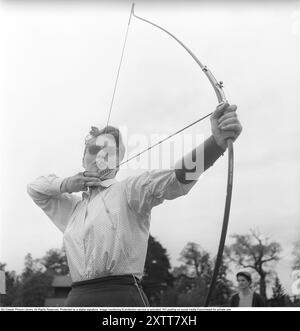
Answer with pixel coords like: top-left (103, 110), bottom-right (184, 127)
top-left (27, 169), bottom-right (196, 282)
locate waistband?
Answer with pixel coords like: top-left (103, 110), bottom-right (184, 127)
top-left (72, 275), bottom-right (141, 288)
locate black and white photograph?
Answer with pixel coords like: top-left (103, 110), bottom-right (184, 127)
top-left (0, 0), bottom-right (299, 313)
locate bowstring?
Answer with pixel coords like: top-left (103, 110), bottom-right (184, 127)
top-left (98, 5), bottom-right (213, 307)
top-left (105, 5), bottom-right (134, 134)
top-left (100, 7), bottom-right (133, 229)
top-left (101, 4), bottom-right (233, 307)
top-left (98, 5), bottom-right (148, 307)
top-left (104, 3), bottom-right (212, 168)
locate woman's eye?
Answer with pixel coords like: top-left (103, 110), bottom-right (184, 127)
top-left (88, 145), bottom-right (102, 154)
top-left (87, 144), bottom-right (117, 156)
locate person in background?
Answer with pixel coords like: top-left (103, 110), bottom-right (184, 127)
top-left (230, 271), bottom-right (265, 307)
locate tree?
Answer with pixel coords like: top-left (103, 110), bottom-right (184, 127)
top-left (22, 253), bottom-right (42, 279)
top-left (292, 239), bottom-right (300, 270)
top-left (0, 263), bottom-right (20, 307)
top-left (174, 242), bottom-right (233, 306)
top-left (176, 243), bottom-right (212, 306)
top-left (179, 242), bottom-right (212, 281)
top-left (2, 249), bottom-right (70, 307)
top-left (142, 235), bottom-right (174, 306)
top-left (209, 259), bottom-right (233, 307)
top-left (270, 276), bottom-right (289, 307)
top-left (226, 229), bottom-right (282, 300)
top-left (18, 271), bottom-right (52, 307)
top-left (40, 248), bottom-right (69, 275)
top-left (15, 254), bottom-right (52, 307)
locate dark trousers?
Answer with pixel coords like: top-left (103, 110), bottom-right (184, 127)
top-left (64, 275), bottom-right (149, 307)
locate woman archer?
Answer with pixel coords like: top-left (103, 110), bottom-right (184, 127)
top-left (27, 102), bottom-right (242, 307)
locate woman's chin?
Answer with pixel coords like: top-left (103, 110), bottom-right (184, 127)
top-left (85, 165), bottom-right (115, 179)
top-left (98, 168), bottom-right (112, 178)
top-left (86, 166), bottom-right (98, 172)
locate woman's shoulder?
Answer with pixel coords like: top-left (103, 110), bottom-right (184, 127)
top-left (252, 292), bottom-right (266, 306)
top-left (229, 293), bottom-right (239, 306)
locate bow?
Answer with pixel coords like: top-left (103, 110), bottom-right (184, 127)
top-left (104, 3), bottom-right (234, 307)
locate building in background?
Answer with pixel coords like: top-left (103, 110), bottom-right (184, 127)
top-left (45, 275), bottom-right (71, 307)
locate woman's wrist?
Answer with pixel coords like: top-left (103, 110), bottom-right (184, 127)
top-left (60, 177), bottom-right (70, 193)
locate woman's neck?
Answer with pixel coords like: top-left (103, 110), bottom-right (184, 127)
top-left (240, 288), bottom-right (251, 296)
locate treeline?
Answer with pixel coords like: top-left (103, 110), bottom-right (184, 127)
top-left (1, 229), bottom-right (300, 307)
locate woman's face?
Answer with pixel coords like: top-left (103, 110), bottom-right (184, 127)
top-left (83, 134), bottom-right (118, 175)
top-left (237, 276), bottom-right (251, 290)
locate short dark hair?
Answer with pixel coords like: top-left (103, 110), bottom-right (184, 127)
top-left (97, 126), bottom-right (123, 150)
top-left (84, 125), bottom-right (125, 161)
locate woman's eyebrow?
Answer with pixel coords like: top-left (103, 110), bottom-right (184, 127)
top-left (96, 141), bottom-right (110, 147)
top-left (87, 145), bottom-right (103, 153)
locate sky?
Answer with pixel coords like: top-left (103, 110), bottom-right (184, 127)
top-left (0, 0), bottom-right (300, 295)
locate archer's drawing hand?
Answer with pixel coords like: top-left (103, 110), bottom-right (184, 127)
top-left (210, 102), bottom-right (243, 150)
top-left (60, 171), bottom-right (103, 193)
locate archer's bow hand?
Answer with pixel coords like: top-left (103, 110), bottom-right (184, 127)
top-left (210, 102), bottom-right (243, 150)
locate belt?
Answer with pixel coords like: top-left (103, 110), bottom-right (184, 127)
top-left (72, 274), bottom-right (141, 288)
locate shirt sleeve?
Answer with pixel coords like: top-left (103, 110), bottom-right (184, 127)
top-left (27, 174), bottom-right (81, 233)
top-left (124, 169), bottom-right (197, 216)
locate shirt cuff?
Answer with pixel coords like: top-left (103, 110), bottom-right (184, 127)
top-left (50, 177), bottom-right (65, 195)
top-left (204, 135), bottom-right (226, 170)
top-left (175, 135), bottom-right (225, 184)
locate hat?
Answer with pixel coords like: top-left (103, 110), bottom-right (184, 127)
top-left (236, 271), bottom-right (252, 284)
